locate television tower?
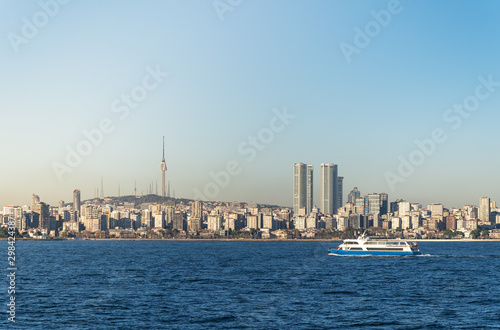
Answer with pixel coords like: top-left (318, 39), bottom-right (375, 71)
top-left (160, 136), bottom-right (167, 197)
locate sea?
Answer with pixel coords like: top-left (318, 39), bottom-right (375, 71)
top-left (3, 240), bottom-right (500, 329)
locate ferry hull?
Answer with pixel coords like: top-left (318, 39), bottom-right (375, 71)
top-left (328, 249), bottom-right (421, 256)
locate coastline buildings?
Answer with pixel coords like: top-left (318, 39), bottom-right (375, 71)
top-left (2, 190), bottom-right (500, 239)
top-left (293, 163), bottom-right (313, 215)
top-left (73, 189), bottom-right (81, 218)
top-left (33, 202), bottom-right (50, 229)
top-left (3, 206), bottom-right (23, 231)
top-left (479, 197), bottom-right (491, 222)
top-left (399, 201), bottom-right (411, 217)
top-left (2, 157), bottom-right (500, 239)
top-left (31, 194), bottom-right (40, 211)
top-left (363, 193), bottom-right (388, 216)
top-left (320, 163), bottom-right (338, 215)
top-left (189, 200), bottom-right (202, 231)
top-left (337, 177), bottom-right (344, 212)
top-left (348, 187), bottom-right (360, 204)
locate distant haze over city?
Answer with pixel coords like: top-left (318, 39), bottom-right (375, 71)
top-left (1, 1), bottom-right (499, 209)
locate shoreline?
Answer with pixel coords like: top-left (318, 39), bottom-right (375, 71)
top-left (3, 238), bottom-right (500, 242)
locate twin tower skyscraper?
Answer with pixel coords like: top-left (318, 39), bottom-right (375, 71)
top-left (293, 163), bottom-right (342, 216)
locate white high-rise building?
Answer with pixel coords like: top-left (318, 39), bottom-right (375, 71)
top-left (320, 163), bottom-right (338, 215)
top-left (401, 215), bottom-right (411, 229)
top-left (3, 206), bottom-right (23, 230)
top-left (479, 197), bottom-right (491, 222)
top-left (208, 215), bottom-right (222, 231)
top-left (399, 201), bottom-right (411, 217)
top-left (429, 203), bottom-right (443, 217)
top-left (293, 163), bottom-right (313, 215)
top-left (391, 217), bottom-right (402, 229)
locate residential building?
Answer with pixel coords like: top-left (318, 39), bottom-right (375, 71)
top-left (479, 197), bottom-right (491, 222)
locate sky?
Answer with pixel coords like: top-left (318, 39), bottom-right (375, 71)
top-left (1, 0), bottom-right (499, 209)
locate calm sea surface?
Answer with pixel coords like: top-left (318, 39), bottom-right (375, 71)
top-left (3, 240), bottom-right (500, 329)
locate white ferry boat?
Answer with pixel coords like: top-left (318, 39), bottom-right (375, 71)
top-left (328, 231), bottom-right (421, 256)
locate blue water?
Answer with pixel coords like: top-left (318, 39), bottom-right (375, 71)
top-left (2, 240), bottom-right (500, 329)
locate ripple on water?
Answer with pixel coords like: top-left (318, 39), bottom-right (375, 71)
top-left (7, 240), bottom-right (500, 329)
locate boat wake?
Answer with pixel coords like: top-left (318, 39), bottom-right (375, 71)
top-left (416, 254), bottom-right (500, 258)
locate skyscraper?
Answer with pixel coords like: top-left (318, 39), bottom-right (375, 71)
top-left (429, 203), bottom-right (443, 217)
top-left (73, 189), bottom-right (81, 215)
top-left (380, 193), bottom-right (388, 215)
top-left (399, 201), bottom-right (411, 216)
top-left (293, 163), bottom-right (313, 215)
top-left (33, 202), bottom-right (50, 229)
top-left (320, 163), bottom-right (338, 215)
top-left (363, 193), bottom-right (388, 216)
top-left (160, 136), bottom-right (167, 197)
top-left (479, 197), bottom-right (491, 222)
top-left (307, 165), bottom-right (313, 214)
top-left (3, 206), bottom-right (23, 230)
top-left (31, 193), bottom-right (40, 211)
top-left (348, 187), bottom-right (360, 203)
top-left (337, 176), bottom-right (344, 209)
top-left (354, 197), bottom-right (365, 214)
top-left (190, 201), bottom-right (202, 231)
top-left (367, 193), bottom-right (381, 215)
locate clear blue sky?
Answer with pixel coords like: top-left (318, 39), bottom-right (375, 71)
top-left (1, 0), bottom-right (499, 209)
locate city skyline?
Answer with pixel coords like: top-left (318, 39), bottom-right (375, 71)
top-left (1, 1), bottom-right (500, 209)
top-left (5, 185), bottom-right (499, 238)
top-left (3, 180), bottom-right (498, 213)
top-left (3, 3), bottom-right (500, 329)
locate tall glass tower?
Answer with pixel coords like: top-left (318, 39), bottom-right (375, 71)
top-left (320, 163), bottom-right (338, 215)
top-left (337, 176), bottom-right (344, 210)
top-left (293, 163), bottom-right (313, 215)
